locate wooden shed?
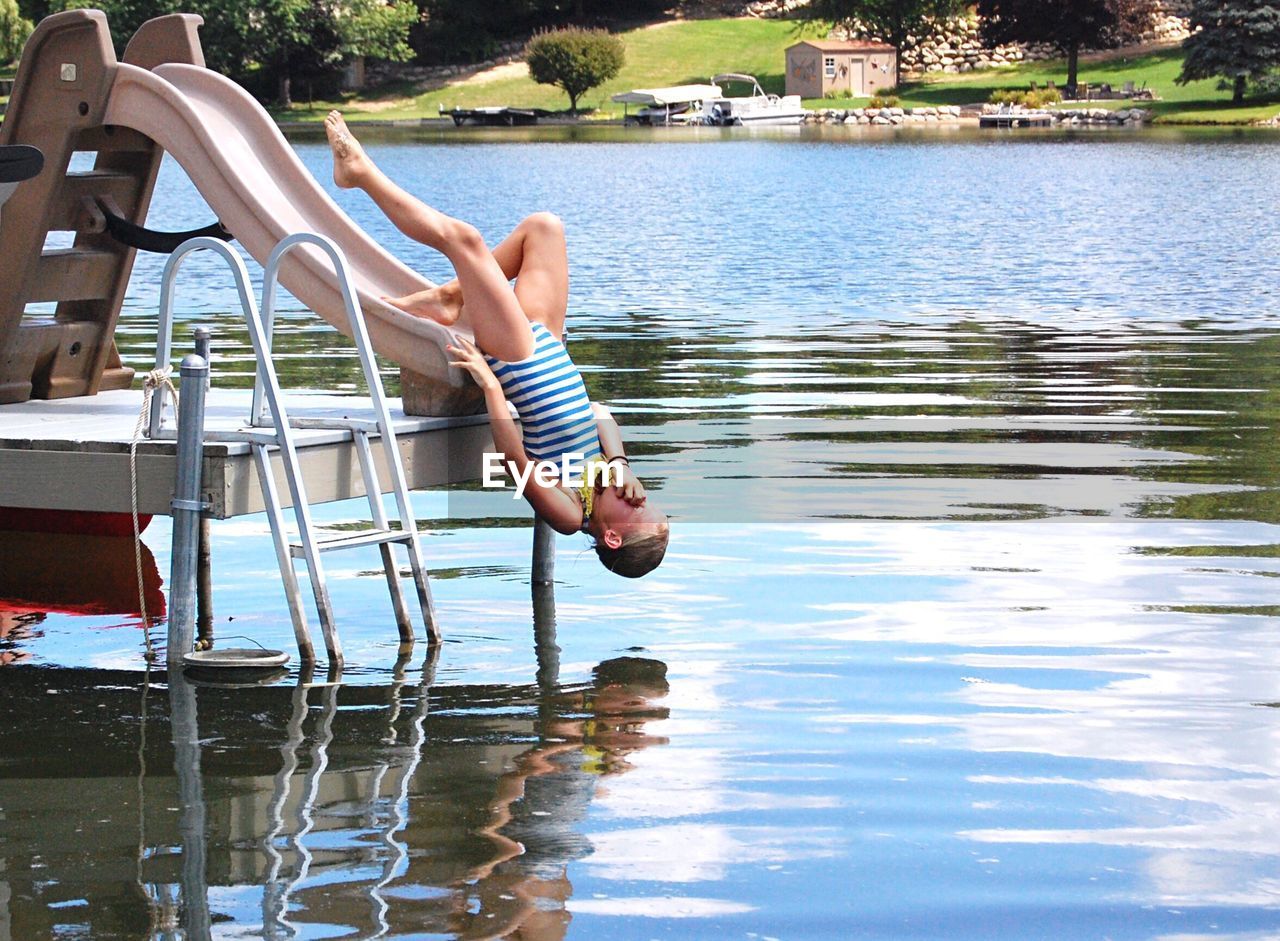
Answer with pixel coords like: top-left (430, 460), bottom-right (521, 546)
top-left (785, 40), bottom-right (898, 99)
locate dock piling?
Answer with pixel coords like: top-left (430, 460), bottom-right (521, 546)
top-left (532, 517), bottom-right (555, 587)
top-left (193, 327), bottom-right (214, 648)
top-left (168, 347), bottom-right (209, 665)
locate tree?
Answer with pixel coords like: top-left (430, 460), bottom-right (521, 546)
top-left (1178, 1), bottom-right (1280, 104)
top-left (802, 0), bottom-right (964, 63)
top-left (525, 26), bottom-right (623, 113)
top-left (1, 0), bottom-right (33, 64)
top-left (44, 0), bottom-right (416, 105)
top-left (977, 0), bottom-right (1159, 92)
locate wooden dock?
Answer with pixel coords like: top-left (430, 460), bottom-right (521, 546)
top-left (0, 388), bottom-right (492, 519)
top-left (448, 107), bottom-right (541, 127)
top-left (979, 111), bottom-right (1055, 129)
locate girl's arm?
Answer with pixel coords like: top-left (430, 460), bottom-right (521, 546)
top-left (592, 402), bottom-right (646, 506)
top-left (449, 335), bottom-right (584, 534)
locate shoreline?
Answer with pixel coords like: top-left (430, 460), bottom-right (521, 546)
top-left (277, 115), bottom-right (1280, 134)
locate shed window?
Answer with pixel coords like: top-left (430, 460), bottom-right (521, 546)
top-left (824, 56), bottom-right (836, 78)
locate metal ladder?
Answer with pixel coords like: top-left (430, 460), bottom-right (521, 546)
top-left (149, 233), bottom-right (438, 666)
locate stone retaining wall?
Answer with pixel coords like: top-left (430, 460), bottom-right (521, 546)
top-left (805, 105), bottom-right (1156, 126)
top-left (1051, 107), bottom-right (1154, 126)
top-left (806, 105), bottom-right (964, 125)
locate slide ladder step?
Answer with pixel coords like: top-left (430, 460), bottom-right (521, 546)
top-left (29, 248), bottom-right (119, 303)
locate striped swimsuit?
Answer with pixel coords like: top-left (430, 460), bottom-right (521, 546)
top-left (484, 322), bottom-right (602, 463)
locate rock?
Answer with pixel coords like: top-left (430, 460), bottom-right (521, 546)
top-left (889, 107), bottom-right (904, 116)
top-left (857, 115), bottom-right (870, 124)
top-left (889, 113), bottom-right (905, 124)
top-left (1114, 109), bottom-right (1132, 122)
top-left (872, 115), bottom-right (891, 125)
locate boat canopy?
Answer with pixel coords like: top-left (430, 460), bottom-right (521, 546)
top-left (611, 83), bottom-right (723, 106)
top-left (710, 74), bottom-right (767, 94)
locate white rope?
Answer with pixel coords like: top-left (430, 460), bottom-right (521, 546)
top-left (131, 367), bottom-right (179, 659)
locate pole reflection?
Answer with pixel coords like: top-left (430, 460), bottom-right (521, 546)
top-left (0, 591), bottom-right (671, 940)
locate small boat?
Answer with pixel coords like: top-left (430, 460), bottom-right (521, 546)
top-left (699, 73), bottom-right (809, 126)
top-left (612, 83), bottom-right (724, 126)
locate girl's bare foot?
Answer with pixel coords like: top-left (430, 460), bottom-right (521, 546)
top-left (324, 111), bottom-right (371, 189)
top-left (383, 282), bottom-right (464, 326)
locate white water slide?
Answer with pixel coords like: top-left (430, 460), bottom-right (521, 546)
top-left (103, 62), bottom-right (461, 392)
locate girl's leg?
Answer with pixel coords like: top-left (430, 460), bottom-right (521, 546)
top-left (388, 211), bottom-right (570, 339)
top-left (325, 113), bottom-right (534, 363)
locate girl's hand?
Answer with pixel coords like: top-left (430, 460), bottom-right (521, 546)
top-left (446, 334), bottom-right (500, 392)
top-left (610, 462), bottom-right (647, 506)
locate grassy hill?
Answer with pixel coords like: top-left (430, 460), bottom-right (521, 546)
top-left (329, 17), bottom-right (1280, 127)
top-left (282, 18), bottom-right (824, 122)
top-left (281, 17), bottom-right (1280, 126)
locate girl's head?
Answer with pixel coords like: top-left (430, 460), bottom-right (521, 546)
top-left (587, 488), bottom-right (670, 578)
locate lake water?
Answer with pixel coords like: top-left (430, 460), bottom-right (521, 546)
top-left (4, 125), bottom-right (1280, 939)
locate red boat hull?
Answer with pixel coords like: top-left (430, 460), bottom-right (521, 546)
top-left (0, 507), bottom-right (152, 537)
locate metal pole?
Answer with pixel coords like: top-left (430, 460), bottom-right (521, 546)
top-left (193, 328), bottom-right (214, 649)
top-left (168, 350), bottom-right (209, 666)
top-left (531, 516), bottom-right (555, 587)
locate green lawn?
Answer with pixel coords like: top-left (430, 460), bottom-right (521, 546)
top-left (276, 17), bottom-right (826, 123)
top-left (809, 47), bottom-right (1280, 124)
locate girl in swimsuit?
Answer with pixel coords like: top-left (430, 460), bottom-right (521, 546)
top-left (325, 113), bottom-right (668, 578)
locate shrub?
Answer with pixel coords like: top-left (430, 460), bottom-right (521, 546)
top-left (1032, 87), bottom-right (1062, 107)
top-left (989, 87), bottom-right (1062, 109)
top-left (0, 0), bottom-right (32, 66)
top-left (525, 26), bottom-right (624, 114)
top-left (868, 94), bottom-right (900, 109)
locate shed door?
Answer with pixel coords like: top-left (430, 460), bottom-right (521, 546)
top-left (849, 57), bottom-right (866, 97)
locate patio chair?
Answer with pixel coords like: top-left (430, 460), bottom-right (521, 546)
top-left (1122, 80), bottom-right (1135, 97)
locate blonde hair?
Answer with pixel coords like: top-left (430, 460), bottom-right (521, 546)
top-left (595, 526), bottom-right (669, 578)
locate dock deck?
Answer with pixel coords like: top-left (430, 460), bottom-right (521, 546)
top-left (979, 111), bottom-right (1055, 128)
top-left (0, 388), bottom-right (492, 519)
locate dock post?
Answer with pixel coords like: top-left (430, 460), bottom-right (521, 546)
top-left (167, 349), bottom-right (209, 665)
top-left (531, 517), bottom-right (555, 586)
top-left (192, 327), bottom-right (214, 648)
